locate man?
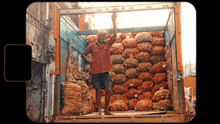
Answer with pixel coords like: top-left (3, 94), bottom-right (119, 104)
top-left (81, 13), bottom-right (117, 115)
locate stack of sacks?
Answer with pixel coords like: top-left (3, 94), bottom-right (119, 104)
top-left (85, 31), bottom-right (172, 112)
top-left (61, 81), bottom-right (93, 115)
top-left (61, 82), bottom-right (82, 115)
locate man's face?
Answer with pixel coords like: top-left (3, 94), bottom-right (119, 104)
top-left (97, 33), bottom-right (108, 43)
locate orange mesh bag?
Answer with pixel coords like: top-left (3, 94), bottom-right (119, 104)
top-left (116, 36), bottom-right (123, 43)
top-left (151, 81), bottom-right (168, 93)
top-left (120, 33), bottom-right (132, 40)
top-left (112, 64), bottom-right (126, 74)
top-left (86, 35), bottom-right (97, 44)
top-left (136, 62), bottom-right (152, 72)
top-left (122, 48), bottom-right (139, 57)
top-left (88, 89), bottom-right (96, 103)
top-left (110, 94), bottom-right (128, 104)
top-left (135, 52), bottom-right (150, 62)
top-left (110, 54), bottom-right (125, 64)
top-left (125, 68), bottom-right (139, 79)
top-left (151, 61), bottom-right (167, 74)
top-left (124, 78), bottom-right (143, 88)
top-left (112, 74), bottom-right (127, 84)
top-left (135, 99), bottom-right (152, 111)
top-left (149, 31), bottom-right (164, 38)
top-left (110, 100), bottom-right (128, 111)
top-left (113, 85), bottom-right (129, 94)
top-left (152, 99), bottom-right (172, 111)
top-left (123, 88), bottom-right (142, 99)
top-left (126, 98), bottom-right (140, 110)
top-left (123, 58), bottom-right (139, 68)
top-left (138, 72), bottom-right (153, 81)
top-left (137, 42), bottom-right (153, 52)
top-left (138, 91), bottom-right (153, 99)
top-left (151, 37), bottom-right (165, 46)
top-left (148, 55), bottom-right (166, 64)
top-left (152, 89), bottom-right (171, 102)
top-left (110, 43), bottom-right (124, 54)
top-left (151, 73), bottom-right (167, 84)
top-left (137, 81), bottom-right (154, 92)
top-left (135, 32), bottom-right (152, 43)
top-left (151, 46), bottom-right (165, 56)
top-left (122, 38), bottom-right (137, 48)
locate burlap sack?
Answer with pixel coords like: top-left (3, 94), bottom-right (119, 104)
top-left (135, 99), bottom-right (152, 111)
top-left (124, 78), bottom-right (143, 88)
top-left (151, 37), bottom-right (165, 46)
top-left (122, 38), bottom-right (137, 48)
top-left (126, 98), bottom-right (139, 110)
top-left (110, 100), bottom-right (128, 111)
top-left (135, 32), bottom-right (152, 43)
top-left (122, 48), bottom-right (139, 57)
top-left (152, 89), bottom-right (171, 102)
top-left (110, 54), bottom-right (125, 64)
top-left (151, 61), bottom-right (167, 74)
top-left (123, 58), bottom-right (139, 68)
top-left (112, 74), bottom-right (127, 84)
top-left (137, 42), bottom-right (153, 52)
top-left (138, 91), bottom-right (153, 99)
top-left (125, 68), bottom-right (139, 79)
top-left (148, 55), bottom-right (166, 64)
top-left (113, 85), bottom-right (129, 94)
top-left (152, 99), bottom-right (172, 111)
top-left (151, 73), bottom-right (167, 84)
top-left (135, 52), bottom-right (150, 62)
top-left (149, 31), bottom-right (164, 38)
top-left (137, 81), bottom-right (154, 92)
top-left (112, 64), bottom-right (126, 74)
top-left (138, 72), bottom-right (153, 81)
top-left (151, 46), bottom-right (165, 56)
top-left (123, 88), bottom-right (142, 99)
top-left (151, 82), bottom-right (168, 93)
top-left (110, 43), bottom-right (124, 54)
top-left (136, 62), bottom-right (152, 72)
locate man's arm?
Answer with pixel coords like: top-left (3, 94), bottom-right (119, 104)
top-left (112, 12), bottom-right (117, 41)
top-left (81, 46), bottom-right (92, 64)
top-left (108, 13), bottom-right (117, 46)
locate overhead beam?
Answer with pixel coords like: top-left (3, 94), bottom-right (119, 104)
top-left (79, 26), bottom-right (166, 35)
top-left (60, 2), bottom-right (174, 15)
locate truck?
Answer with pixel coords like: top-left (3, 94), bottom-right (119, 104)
top-left (51, 2), bottom-right (188, 123)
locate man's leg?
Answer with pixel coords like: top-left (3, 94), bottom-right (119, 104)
top-left (96, 88), bottom-right (102, 115)
top-left (104, 87), bottom-right (113, 115)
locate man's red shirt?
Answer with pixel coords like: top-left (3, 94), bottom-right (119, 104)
top-left (82, 37), bottom-right (115, 74)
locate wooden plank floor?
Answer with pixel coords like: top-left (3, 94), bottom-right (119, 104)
top-left (82, 110), bottom-right (167, 116)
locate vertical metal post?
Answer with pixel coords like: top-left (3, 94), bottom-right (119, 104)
top-left (53, 3), bottom-right (60, 116)
top-left (174, 2), bottom-right (186, 114)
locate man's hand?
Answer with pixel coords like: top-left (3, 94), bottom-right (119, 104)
top-left (112, 12), bottom-right (117, 22)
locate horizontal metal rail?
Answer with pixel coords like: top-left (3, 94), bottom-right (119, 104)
top-left (60, 2), bottom-right (175, 15)
top-left (79, 26), bottom-right (166, 35)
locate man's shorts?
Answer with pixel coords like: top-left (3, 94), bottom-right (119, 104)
top-left (91, 72), bottom-right (111, 89)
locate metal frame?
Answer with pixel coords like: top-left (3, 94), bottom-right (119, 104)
top-left (79, 26), bottom-right (166, 35)
top-left (60, 2), bottom-right (174, 15)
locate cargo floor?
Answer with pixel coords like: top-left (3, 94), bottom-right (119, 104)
top-left (83, 110), bottom-right (167, 116)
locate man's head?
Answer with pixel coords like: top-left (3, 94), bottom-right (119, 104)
top-left (97, 30), bottom-right (108, 43)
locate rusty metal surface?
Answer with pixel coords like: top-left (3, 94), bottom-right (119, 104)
top-left (26, 60), bottom-right (43, 122)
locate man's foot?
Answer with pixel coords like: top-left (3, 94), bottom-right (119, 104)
top-left (97, 111), bottom-right (101, 115)
top-left (104, 111), bottom-right (113, 115)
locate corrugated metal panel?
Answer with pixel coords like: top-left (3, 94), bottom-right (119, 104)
top-left (57, 15), bottom-right (87, 111)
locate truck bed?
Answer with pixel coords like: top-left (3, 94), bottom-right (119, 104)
top-left (54, 110), bottom-right (186, 123)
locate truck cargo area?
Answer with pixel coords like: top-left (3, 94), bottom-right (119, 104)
top-left (52, 2), bottom-right (187, 123)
